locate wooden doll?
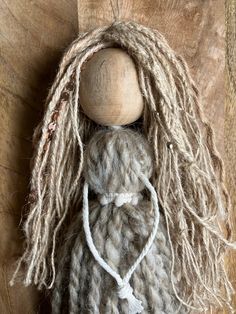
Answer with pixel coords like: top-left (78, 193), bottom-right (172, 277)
top-left (11, 21), bottom-right (235, 314)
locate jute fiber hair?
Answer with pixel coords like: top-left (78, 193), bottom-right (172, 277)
top-left (11, 21), bottom-right (235, 313)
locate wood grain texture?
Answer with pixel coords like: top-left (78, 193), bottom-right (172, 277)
top-left (0, 1), bottom-right (77, 313)
top-left (80, 48), bottom-right (144, 125)
top-left (0, 0), bottom-right (231, 313)
top-left (225, 0), bottom-right (236, 312)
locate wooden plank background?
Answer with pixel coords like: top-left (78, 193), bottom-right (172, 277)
top-left (225, 0), bottom-right (236, 311)
top-left (0, 0), bottom-right (234, 313)
top-left (0, 1), bottom-right (78, 313)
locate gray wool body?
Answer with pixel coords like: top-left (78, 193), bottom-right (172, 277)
top-left (52, 128), bottom-right (184, 314)
top-left (52, 202), bottom-right (183, 314)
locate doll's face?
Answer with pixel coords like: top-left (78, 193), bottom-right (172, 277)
top-left (79, 48), bottom-right (144, 126)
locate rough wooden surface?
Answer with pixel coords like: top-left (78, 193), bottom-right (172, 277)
top-left (0, 1), bottom-right (77, 313)
top-left (225, 0), bottom-right (236, 312)
top-left (0, 0), bottom-right (232, 313)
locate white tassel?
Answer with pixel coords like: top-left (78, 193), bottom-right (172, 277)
top-left (118, 283), bottom-right (143, 314)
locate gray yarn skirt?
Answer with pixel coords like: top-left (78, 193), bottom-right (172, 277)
top-left (52, 200), bottom-right (185, 314)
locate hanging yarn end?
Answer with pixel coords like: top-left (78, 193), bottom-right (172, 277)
top-left (118, 283), bottom-right (144, 314)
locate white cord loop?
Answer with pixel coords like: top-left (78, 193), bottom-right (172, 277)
top-left (82, 172), bottom-right (160, 314)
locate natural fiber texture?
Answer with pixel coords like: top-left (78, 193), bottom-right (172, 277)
top-left (11, 21), bottom-right (235, 312)
top-left (52, 128), bottom-right (182, 314)
top-left (82, 128), bottom-right (162, 314)
top-left (52, 197), bottom-right (181, 314)
top-left (52, 201), bottom-right (182, 314)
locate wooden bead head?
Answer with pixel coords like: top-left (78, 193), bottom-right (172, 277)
top-left (79, 48), bottom-right (144, 126)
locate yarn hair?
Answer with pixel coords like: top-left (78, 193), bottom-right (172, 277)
top-left (11, 21), bottom-right (234, 311)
